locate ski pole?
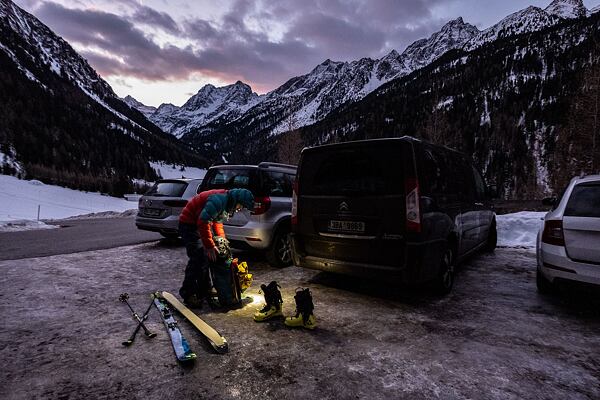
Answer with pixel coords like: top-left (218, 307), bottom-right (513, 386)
top-left (119, 293), bottom-right (156, 346)
top-left (124, 297), bottom-right (157, 345)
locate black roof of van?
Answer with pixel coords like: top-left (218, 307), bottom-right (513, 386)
top-left (301, 136), bottom-right (464, 156)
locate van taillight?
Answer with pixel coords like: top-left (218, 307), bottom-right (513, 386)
top-left (542, 220), bottom-right (565, 246)
top-left (292, 179), bottom-right (298, 226)
top-left (405, 177), bottom-right (421, 233)
top-left (252, 196), bottom-right (271, 215)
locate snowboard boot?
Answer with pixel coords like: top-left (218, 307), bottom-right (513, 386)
top-left (285, 287), bottom-right (317, 330)
top-left (253, 281), bottom-right (283, 322)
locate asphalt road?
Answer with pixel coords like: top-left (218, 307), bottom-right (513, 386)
top-left (0, 217), bottom-right (160, 260)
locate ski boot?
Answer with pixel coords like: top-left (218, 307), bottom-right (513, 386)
top-left (253, 281), bottom-right (283, 322)
top-left (285, 287), bottom-right (317, 330)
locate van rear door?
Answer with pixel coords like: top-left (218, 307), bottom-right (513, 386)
top-left (295, 140), bottom-right (411, 268)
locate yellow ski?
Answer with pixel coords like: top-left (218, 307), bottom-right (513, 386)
top-left (158, 291), bottom-right (228, 354)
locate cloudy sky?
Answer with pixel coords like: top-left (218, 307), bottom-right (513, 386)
top-left (14, 0), bottom-right (600, 106)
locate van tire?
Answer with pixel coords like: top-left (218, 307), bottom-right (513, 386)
top-left (266, 228), bottom-right (293, 268)
top-left (434, 245), bottom-right (455, 295)
top-left (483, 220), bottom-right (497, 252)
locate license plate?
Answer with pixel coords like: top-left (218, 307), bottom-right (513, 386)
top-left (328, 220), bottom-right (365, 233)
top-left (144, 208), bottom-right (161, 217)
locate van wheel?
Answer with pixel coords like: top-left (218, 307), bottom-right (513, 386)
top-left (484, 221), bottom-right (497, 252)
top-left (536, 268), bottom-right (554, 294)
top-left (434, 246), bottom-right (455, 295)
top-left (266, 229), bottom-right (293, 268)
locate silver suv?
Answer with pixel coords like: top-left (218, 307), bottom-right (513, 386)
top-left (200, 162), bottom-right (297, 267)
top-left (536, 175), bottom-right (600, 292)
top-left (135, 178), bottom-right (204, 238)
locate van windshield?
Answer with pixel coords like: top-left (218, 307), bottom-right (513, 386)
top-left (300, 145), bottom-right (405, 196)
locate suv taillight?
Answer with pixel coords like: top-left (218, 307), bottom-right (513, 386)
top-left (252, 196), bottom-right (271, 215)
top-left (405, 177), bottom-right (421, 233)
top-left (292, 179), bottom-right (298, 226)
top-left (542, 220), bottom-right (565, 246)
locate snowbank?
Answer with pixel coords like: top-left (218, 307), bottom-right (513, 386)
top-left (0, 174), bottom-right (135, 226)
top-left (0, 219), bottom-right (58, 232)
top-left (496, 211), bottom-right (546, 248)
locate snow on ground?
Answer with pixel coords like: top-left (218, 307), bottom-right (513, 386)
top-left (1, 172), bottom-right (548, 247)
top-left (0, 174), bottom-right (135, 228)
top-left (150, 161), bottom-right (206, 180)
top-left (496, 211), bottom-right (546, 248)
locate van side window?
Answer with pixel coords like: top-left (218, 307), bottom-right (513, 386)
top-left (421, 149), bottom-right (445, 195)
top-left (454, 157), bottom-right (475, 201)
top-left (472, 166), bottom-right (486, 200)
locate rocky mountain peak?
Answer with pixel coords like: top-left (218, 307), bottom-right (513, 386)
top-left (545, 0), bottom-right (587, 19)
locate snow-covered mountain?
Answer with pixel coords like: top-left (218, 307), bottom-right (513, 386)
top-left (131, 81), bottom-right (262, 138)
top-left (464, 6), bottom-right (561, 51)
top-left (141, 17), bottom-right (479, 139)
top-left (544, 0), bottom-right (587, 19)
top-left (137, 0), bottom-right (590, 140)
top-left (0, 0), bottom-right (143, 124)
top-left (122, 95), bottom-right (157, 116)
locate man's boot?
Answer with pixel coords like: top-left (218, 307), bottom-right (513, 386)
top-left (284, 287), bottom-right (316, 329)
top-left (253, 281), bottom-right (283, 322)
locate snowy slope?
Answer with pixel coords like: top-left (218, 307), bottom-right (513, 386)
top-left (0, 1), bottom-right (119, 111)
top-left (150, 161), bottom-right (206, 179)
top-left (0, 174), bottom-right (135, 223)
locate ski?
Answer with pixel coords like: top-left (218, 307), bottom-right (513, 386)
top-left (158, 291), bottom-right (229, 354)
top-left (152, 293), bottom-right (197, 362)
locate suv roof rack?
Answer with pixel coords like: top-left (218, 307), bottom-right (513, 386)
top-left (258, 162), bottom-right (297, 170)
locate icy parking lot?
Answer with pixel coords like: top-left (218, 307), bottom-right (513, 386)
top-left (1, 242), bottom-right (599, 400)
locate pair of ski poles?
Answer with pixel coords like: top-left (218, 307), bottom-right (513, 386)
top-left (119, 293), bottom-right (157, 346)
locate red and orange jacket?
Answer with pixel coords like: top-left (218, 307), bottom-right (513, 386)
top-left (179, 189), bottom-right (227, 250)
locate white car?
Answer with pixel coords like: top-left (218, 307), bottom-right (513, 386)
top-left (536, 175), bottom-right (600, 293)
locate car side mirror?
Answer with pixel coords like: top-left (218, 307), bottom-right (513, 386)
top-left (486, 185), bottom-right (498, 199)
top-left (542, 197), bottom-right (557, 207)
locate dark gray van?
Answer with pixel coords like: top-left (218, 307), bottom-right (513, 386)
top-left (290, 136), bottom-right (496, 294)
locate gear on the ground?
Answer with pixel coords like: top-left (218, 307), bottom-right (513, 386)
top-left (284, 287), bottom-right (317, 329)
top-left (254, 281), bottom-right (283, 322)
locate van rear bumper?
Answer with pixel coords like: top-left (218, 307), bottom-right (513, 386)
top-left (291, 234), bottom-right (444, 283)
top-left (293, 253), bottom-right (406, 278)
